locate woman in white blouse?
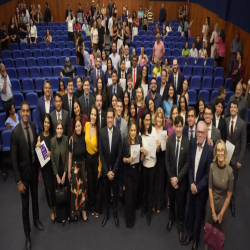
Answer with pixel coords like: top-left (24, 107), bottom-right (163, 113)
top-left (29, 19), bottom-right (37, 44)
top-left (91, 20), bottom-right (99, 49)
top-left (66, 12), bottom-right (75, 42)
top-left (140, 109), bottom-right (161, 226)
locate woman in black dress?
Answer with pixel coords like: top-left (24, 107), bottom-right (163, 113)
top-left (68, 116), bottom-right (88, 221)
top-left (36, 114), bottom-right (55, 223)
top-left (9, 17), bottom-right (18, 43)
top-left (123, 122), bottom-right (143, 228)
top-left (196, 97), bottom-right (205, 123)
top-left (127, 100), bottom-right (141, 134)
top-left (76, 37), bottom-right (85, 66)
top-left (51, 120), bottom-right (69, 226)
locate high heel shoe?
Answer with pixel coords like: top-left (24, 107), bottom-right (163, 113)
top-left (82, 212), bottom-right (88, 222)
top-left (51, 212), bottom-right (55, 224)
top-left (62, 220), bottom-right (66, 227)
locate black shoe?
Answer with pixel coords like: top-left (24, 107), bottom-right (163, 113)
top-left (230, 203), bottom-right (235, 217)
top-left (141, 210), bottom-right (146, 218)
top-left (178, 230), bottom-right (183, 245)
top-left (26, 236), bottom-right (31, 250)
top-left (83, 215), bottom-right (89, 222)
top-left (192, 241), bottom-right (199, 250)
top-left (114, 216), bottom-right (119, 229)
top-left (101, 216), bottom-right (109, 227)
top-left (183, 235), bottom-right (193, 246)
top-left (166, 221), bottom-right (173, 233)
top-left (147, 215), bottom-right (151, 226)
top-left (34, 220), bottom-right (44, 231)
top-left (62, 220), bottom-right (66, 227)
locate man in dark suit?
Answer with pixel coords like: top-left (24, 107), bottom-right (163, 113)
top-left (210, 86), bottom-right (226, 113)
top-left (78, 77), bottom-right (95, 118)
top-left (36, 80), bottom-right (54, 134)
top-left (118, 59), bottom-right (127, 88)
top-left (204, 105), bottom-right (221, 147)
top-left (183, 121), bottom-right (213, 250)
top-left (165, 115), bottom-right (190, 246)
top-left (168, 58), bottom-right (184, 95)
top-left (95, 93), bottom-right (107, 129)
top-left (126, 74), bottom-right (136, 102)
top-left (121, 45), bottom-right (132, 72)
top-left (183, 107), bottom-right (196, 142)
top-left (62, 78), bottom-right (75, 120)
top-left (89, 57), bottom-right (105, 92)
top-left (212, 99), bottom-right (226, 141)
top-left (99, 107), bottom-right (122, 228)
top-left (50, 93), bottom-right (69, 136)
top-left (225, 99), bottom-right (246, 217)
top-left (157, 69), bottom-right (168, 97)
top-left (107, 69), bottom-right (124, 107)
top-left (11, 101), bottom-right (44, 250)
top-left (127, 55), bottom-right (142, 89)
top-left (159, 3), bottom-right (167, 24)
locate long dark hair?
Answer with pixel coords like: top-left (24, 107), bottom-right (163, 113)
top-left (111, 93), bottom-right (117, 108)
top-left (107, 57), bottom-right (113, 71)
top-left (128, 100), bottom-right (140, 134)
top-left (42, 113), bottom-right (53, 135)
top-left (58, 79), bottom-right (66, 92)
top-left (127, 121), bottom-right (140, 153)
top-left (220, 29), bottom-right (226, 43)
top-left (72, 99), bottom-right (82, 120)
top-left (141, 65), bottom-right (149, 84)
top-left (5, 103), bottom-right (14, 121)
top-left (72, 116), bottom-right (84, 143)
top-left (146, 96), bottom-right (155, 112)
top-left (140, 109), bottom-right (152, 135)
top-left (89, 105), bottom-right (100, 148)
top-left (122, 90), bottom-right (131, 117)
top-left (196, 97), bottom-right (205, 117)
top-left (178, 95), bottom-right (188, 124)
top-left (163, 83), bottom-right (178, 104)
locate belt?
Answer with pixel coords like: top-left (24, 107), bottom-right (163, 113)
top-left (86, 152), bottom-right (99, 159)
top-left (3, 97), bottom-right (13, 103)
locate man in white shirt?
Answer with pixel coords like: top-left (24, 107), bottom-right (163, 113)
top-left (108, 14), bottom-right (113, 36)
top-left (157, 69), bottom-right (168, 97)
top-left (190, 42), bottom-right (198, 60)
top-left (109, 42), bottom-right (121, 71)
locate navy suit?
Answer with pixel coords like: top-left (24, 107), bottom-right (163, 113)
top-left (183, 125), bottom-right (197, 142)
top-left (168, 71), bottom-right (184, 95)
top-left (89, 68), bottom-right (105, 92)
top-left (187, 139), bottom-right (213, 243)
top-left (36, 96), bottom-right (54, 134)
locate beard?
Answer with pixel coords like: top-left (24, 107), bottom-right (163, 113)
top-left (151, 89), bottom-right (156, 94)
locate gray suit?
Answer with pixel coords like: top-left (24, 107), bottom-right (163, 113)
top-left (50, 109), bottom-right (69, 136)
top-left (114, 117), bottom-right (128, 145)
top-left (226, 116), bottom-right (246, 205)
top-left (210, 125), bottom-right (221, 146)
top-left (78, 93), bottom-right (95, 118)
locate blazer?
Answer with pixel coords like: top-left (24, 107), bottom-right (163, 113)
top-left (11, 122), bottom-right (38, 183)
top-left (121, 55), bottom-right (132, 65)
top-left (189, 139), bottom-right (213, 203)
top-left (114, 117), bottom-right (128, 145)
top-left (99, 110), bottom-right (107, 129)
top-left (50, 109), bottom-right (69, 136)
top-left (212, 116), bottom-right (226, 142)
top-left (117, 70), bottom-right (128, 86)
top-left (78, 93), bottom-right (95, 118)
top-left (210, 125), bottom-right (221, 146)
top-left (168, 71), bottom-right (184, 95)
top-left (99, 125), bottom-right (122, 176)
top-left (183, 124), bottom-right (197, 141)
top-left (107, 84), bottom-right (124, 107)
top-left (89, 68), bottom-right (105, 92)
top-left (51, 135), bottom-right (69, 175)
top-left (165, 134), bottom-right (190, 193)
top-left (127, 66), bottom-right (142, 81)
top-left (157, 82), bottom-right (168, 96)
top-left (62, 93), bottom-right (75, 119)
top-left (225, 116), bottom-right (246, 166)
top-left (36, 96), bottom-right (54, 134)
top-left (126, 89), bottom-right (136, 102)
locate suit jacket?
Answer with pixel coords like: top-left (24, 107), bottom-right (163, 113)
top-left (99, 110), bottom-right (107, 129)
top-left (107, 84), bottom-right (124, 107)
top-left (225, 116), bottom-right (246, 166)
top-left (189, 140), bottom-right (213, 203)
top-left (165, 134), bottom-right (190, 193)
top-left (121, 55), bottom-right (132, 65)
top-left (114, 117), bottom-right (128, 145)
top-left (36, 96), bottom-right (54, 134)
top-left (89, 68), bottom-right (105, 92)
top-left (127, 66), bottom-right (142, 83)
top-left (11, 122), bottom-right (38, 183)
top-left (51, 135), bottom-right (69, 175)
top-left (99, 126), bottom-right (122, 176)
top-left (168, 71), bottom-right (184, 95)
top-left (157, 82), bottom-right (168, 97)
top-left (212, 116), bottom-right (226, 142)
top-left (78, 93), bottom-right (95, 118)
top-left (210, 125), bottom-right (221, 146)
top-left (126, 89), bottom-right (136, 102)
top-left (134, 77), bottom-right (149, 90)
top-left (117, 70), bottom-right (128, 86)
top-left (183, 124), bottom-right (197, 141)
top-left (50, 109), bottom-right (69, 136)
top-left (62, 93), bottom-right (75, 119)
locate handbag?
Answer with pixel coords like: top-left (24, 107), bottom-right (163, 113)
top-left (214, 51), bottom-right (219, 60)
top-left (203, 222), bottom-right (225, 250)
top-left (55, 185), bottom-right (68, 206)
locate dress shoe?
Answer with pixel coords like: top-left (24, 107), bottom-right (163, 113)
top-left (178, 231), bottom-right (183, 245)
top-left (141, 210), bottom-right (146, 218)
top-left (83, 216), bottom-right (89, 222)
top-left (114, 216), bottom-right (119, 229)
top-left (192, 241), bottom-right (198, 250)
top-left (26, 236), bottom-right (31, 250)
top-left (34, 220), bottom-right (44, 231)
top-left (101, 216), bottom-right (109, 227)
top-left (62, 220), bottom-right (66, 227)
top-left (183, 235), bottom-right (193, 246)
top-left (230, 204), bottom-right (235, 217)
top-left (147, 215), bottom-right (151, 226)
top-left (166, 221), bottom-right (173, 233)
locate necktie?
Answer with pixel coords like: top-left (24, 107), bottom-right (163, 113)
top-left (69, 98), bottom-right (72, 118)
top-left (113, 87), bottom-right (116, 93)
top-left (97, 70), bottom-right (99, 78)
top-left (174, 76), bottom-right (177, 89)
top-left (174, 139), bottom-right (180, 176)
top-left (109, 130), bottom-right (112, 152)
top-left (190, 129), bottom-right (194, 141)
top-left (86, 98), bottom-right (89, 114)
top-left (133, 68), bottom-right (136, 89)
top-left (231, 120), bottom-right (234, 138)
top-left (57, 112), bottom-right (60, 120)
top-left (25, 126), bottom-right (32, 164)
top-left (116, 119), bottom-right (121, 130)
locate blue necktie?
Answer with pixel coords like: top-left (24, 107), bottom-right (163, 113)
top-left (116, 119), bottom-right (121, 130)
top-left (190, 129), bottom-right (194, 142)
top-left (174, 139), bottom-right (180, 176)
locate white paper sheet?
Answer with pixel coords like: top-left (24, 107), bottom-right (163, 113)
top-left (35, 140), bottom-right (50, 168)
top-left (108, 78), bottom-right (112, 87)
top-left (120, 79), bottom-right (126, 91)
top-left (226, 140), bottom-right (235, 162)
top-left (126, 61), bottom-right (131, 70)
top-left (147, 135), bottom-right (157, 158)
top-left (158, 130), bottom-right (168, 151)
top-left (130, 144), bottom-right (140, 165)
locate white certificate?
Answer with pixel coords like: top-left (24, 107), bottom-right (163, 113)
top-left (202, 25), bottom-right (205, 33)
top-left (126, 61), bottom-right (131, 70)
top-left (226, 140), bottom-right (235, 162)
top-left (108, 78), bottom-right (112, 87)
top-left (158, 130), bottom-right (168, 151)
top-left (147, 135), bottom-right (157, 158)
top-left (130, 144), bottom-right (140, 165)
top-left (141, 84), bottom-right (148, 98)
top-left (35, 140), bottom-right (50, 168)
top-left (120, 79), bottom-right (126, 91)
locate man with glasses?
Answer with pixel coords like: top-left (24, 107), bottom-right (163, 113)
top-left (145, 77), bottom-right (162, 110)
top-left (127, 55), bottom-right (142, 89)
top-left (183, 121), bottom-right (213, 250)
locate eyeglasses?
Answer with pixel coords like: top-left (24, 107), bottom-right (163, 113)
top-left (196, 130), bottom-right (206, 135)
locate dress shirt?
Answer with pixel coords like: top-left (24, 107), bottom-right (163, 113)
top-left (96, 68), bottom-right (100, 78)
top-left (207, 123), bottom-right (212, 139)
top-left (215, 115), bottom-right (220, 129)
top-left (44, 96), bottom-right (51, 114)
top-left (190, 48), bottom-right (198, 58)
top-left (127, 89), bottom-right (133, 101)
top-left (29, 25), bottom-right (37, 38)
top-left (99, 111), bottom-right (102, 126)
top-left (108, 127), bottom-right (113, 154)
top-left (173, 72), bottom-right (178, 92)
top-left (175, 136), bottom-right (182, 175)
top-left (194, 140), bottom-right (205, 182)
top-left (163, 99), bottom-right (179, 119)
top-left (160, 83), bottom-right (166, 97)
top-left (189, 126), bottom-right (196, 140)
top-left (68, 94), bottom-right (72, 116)
top-left (0, 75), bottom-right (13, 101)
top-left (112, 84), bottom-right (117, 93)
top-left (56, 110), bottom-right (62, 120)
top-left (66, 17), bottom-right (75, 32)
top-left (229, 115), bottom-right (237, 136)
top-left (108, 17), bottom-right (113, 36)
top-left (109, 53), bottom-right (120, 71)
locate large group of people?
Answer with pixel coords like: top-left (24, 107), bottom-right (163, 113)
top-left (0, 1), bottom-right (249, 250)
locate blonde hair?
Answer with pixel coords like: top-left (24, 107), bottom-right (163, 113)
top-left (135, 86), bottom-right (145, 107)
top-left (154, 107), bottom-right (165, 127)
top-left (213, 139), bottom-right (230, 167)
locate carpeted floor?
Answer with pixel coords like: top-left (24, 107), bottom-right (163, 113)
top-left (1, 148), bottom-right (250, 250)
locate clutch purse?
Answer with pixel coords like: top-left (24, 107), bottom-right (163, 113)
top-left (203, 222), bottom-right (225, 250)
top-left (55, 186), bottom-right (68, 206)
